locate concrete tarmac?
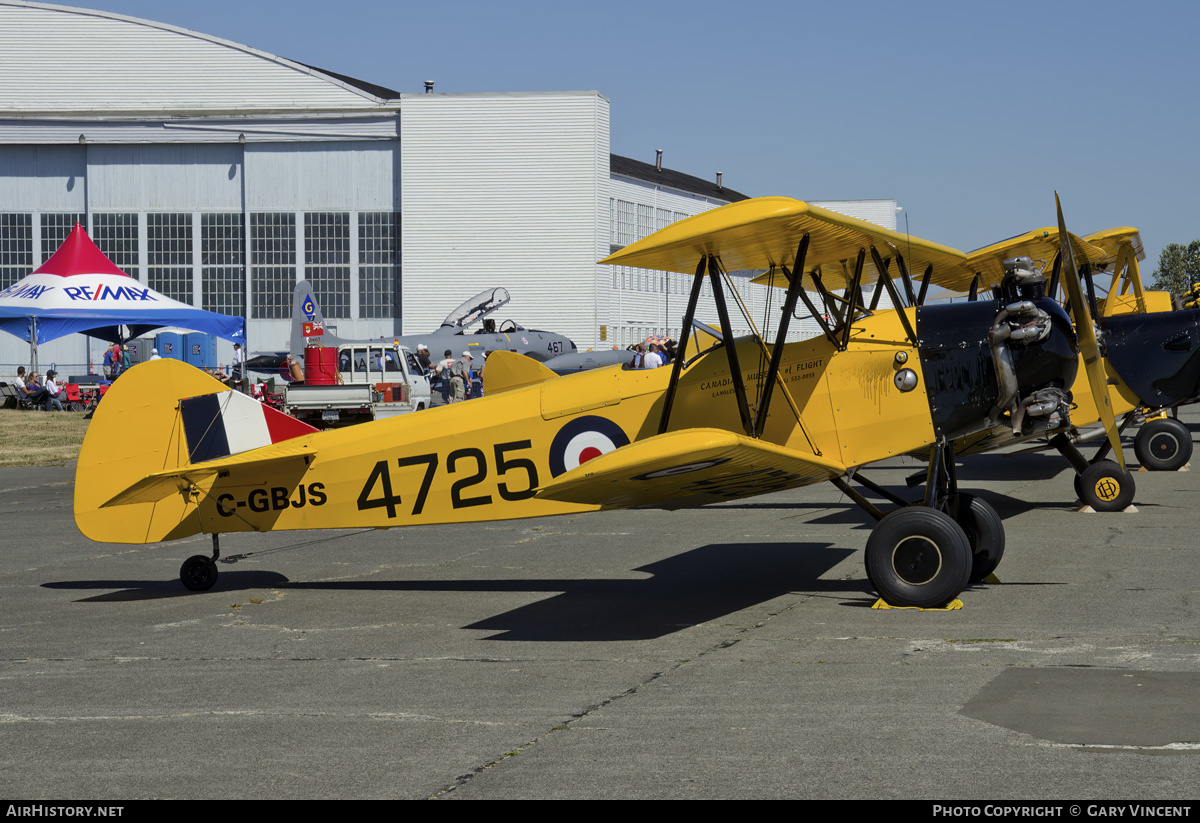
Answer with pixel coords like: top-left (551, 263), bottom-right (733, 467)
top-left (1, 417), bottom-right (1198, 799)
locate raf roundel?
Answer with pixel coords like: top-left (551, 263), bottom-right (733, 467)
top-left (548, 416), bottom-right (630, 477)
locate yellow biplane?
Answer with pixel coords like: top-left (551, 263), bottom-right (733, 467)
top-left (75, 197), bottom-right (1090, 608)
top-left (934, 215), bottom-right (1200, 507)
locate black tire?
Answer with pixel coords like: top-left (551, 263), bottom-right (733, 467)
top-left (1077, 460), bottom-right (1136, 512)
top-left (180, 555), bottom-right (218, 591)
top-left (955, 493), bottom-right (1006, 585)
top-left (1134, 418), bottom-right (1192, 471)
top-left (864, 507), bottom-right (972, 608)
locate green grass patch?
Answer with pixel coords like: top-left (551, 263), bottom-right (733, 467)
top-left (0, 408), bottom-right (89, 467)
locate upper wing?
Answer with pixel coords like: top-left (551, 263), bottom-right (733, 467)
top-left (942, 227), bottom-right (1109, 292)
top-left (601, 196), bottom-right (967, 290)
top-left (1082, 227), bottom-right (1145, 265)
top-left (535, 428), bottom-right (846, 510)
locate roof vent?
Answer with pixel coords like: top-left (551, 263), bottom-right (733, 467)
top-left (716, 172), bottom-right (723, 190)
top-left (424, 80), bottom-right (435, 93)
top-left (655, 149), bottom-right (662, 172)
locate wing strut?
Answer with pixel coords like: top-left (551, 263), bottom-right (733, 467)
top-left (916, 263), bottom-right (933, 306)
top-left (869, 246), bottom-right (918, 346)
top-left (708, 256), bottom-right (755, 436)
top-left (840, 249), bottom-right (867, 350)
top-left (753, 235), bottom-right (810, 438)
top-left (896, 254), bottom-right (917, 306)
top-left (1048, 254), bottom-right (1062, 303)
top-left (657, 256), bottom-right (707, 435)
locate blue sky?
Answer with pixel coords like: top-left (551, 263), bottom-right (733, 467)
top-left (61, 0), bottom-right (1200, 273)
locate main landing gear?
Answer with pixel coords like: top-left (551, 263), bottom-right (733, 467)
top-left (1133, 416), bottom-right (1192, 472)
top-left (836, 439), bottom-right (1003, 608)
top-left (180, 534), bottom-right (221, 591)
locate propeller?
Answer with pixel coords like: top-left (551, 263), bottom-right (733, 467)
top-left (1055, 192), bottom-right (1126, 470)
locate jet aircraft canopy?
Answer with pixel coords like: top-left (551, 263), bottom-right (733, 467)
top-left (441, 287), bottom-right (511, 330)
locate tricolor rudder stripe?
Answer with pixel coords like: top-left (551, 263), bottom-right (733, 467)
top-left (180, 390), bottom-right (317, 463)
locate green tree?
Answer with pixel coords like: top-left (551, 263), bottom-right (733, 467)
top-left (1151, 240), bottom-right (1200, 293)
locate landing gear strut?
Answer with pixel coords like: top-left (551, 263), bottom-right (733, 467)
top-left (180, 534), bottom-right (220, 592)
top-left (841, 439), bottom-right (992, 608)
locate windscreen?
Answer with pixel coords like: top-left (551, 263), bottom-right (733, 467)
top-left (440, 287), bottom-right (511, 330)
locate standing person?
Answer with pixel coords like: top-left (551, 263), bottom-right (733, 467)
top-left (448, 351), bottom-right (473, 403)
top-left (149, 348), bottom-right (162, 361)
top-left (42, 370), bottom-right (64, 412)
top-left (629, 343), bottom-right (647, 369)
top-left (415, 344), bottom-right (432, 374)
top-left (644, 344), bottom-right (663, 369)
top-left (120, 344), bottom-right (131, 376)
top-left (103, 342), bottom-right (119, 379)
top-left (434, 348), bottom-right (454, 404)
top-left (232, 343), bottom-right (245, 384)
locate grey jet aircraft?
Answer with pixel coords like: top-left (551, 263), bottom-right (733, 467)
top-left (250, 281), bottom-right (577, 373)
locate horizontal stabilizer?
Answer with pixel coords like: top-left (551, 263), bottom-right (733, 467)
top-left (535, 428), bottom-right (845, 510)
top-left (482, 350), bottom-right (558, 395)
top-left (101, 444), bottom-right (315, 509)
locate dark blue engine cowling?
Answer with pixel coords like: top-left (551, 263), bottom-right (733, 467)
top-left (915, 297), bottom-right (1078, 439)
top-left (1102, 307), bottom-right (1200, 408)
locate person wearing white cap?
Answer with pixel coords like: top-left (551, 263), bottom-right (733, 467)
top-left (415, 343), bottom-right (432, 373)
top-left (449, 350), bottom-right (473, 403)
top-left (149, 348), bottom-right (162, 361)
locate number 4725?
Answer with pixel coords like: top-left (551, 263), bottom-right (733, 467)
top-left (356, 440), bottom-right (539, 519)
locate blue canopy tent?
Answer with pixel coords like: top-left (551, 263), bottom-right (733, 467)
top-left (0, 225), bottom-right (244, 371)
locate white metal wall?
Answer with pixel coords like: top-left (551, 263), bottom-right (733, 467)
top-left (400, 91), bottom-right (610, 349)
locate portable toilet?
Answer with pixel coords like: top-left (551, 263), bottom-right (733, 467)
top-left (125, 338), bottom-right (153, 365)
top-left (184, 333), bottom-right (216, 369)
top-left (155, 331), bottom-right (183, 361)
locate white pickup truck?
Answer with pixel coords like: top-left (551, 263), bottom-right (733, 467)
top-left (283, 343), bottom-right (431, 428)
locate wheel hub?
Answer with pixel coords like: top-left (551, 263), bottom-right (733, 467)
top-left (1094, 477), bottom-right (1121, 502)
top-left (1149, 433), bottom-right (1179, 461)
top-left (891, 535), bottom-right (942, 585)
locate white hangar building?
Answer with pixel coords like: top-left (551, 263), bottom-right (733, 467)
top-left (0, 1), bottom-right (896, 373)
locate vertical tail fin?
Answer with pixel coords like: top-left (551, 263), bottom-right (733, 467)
top-left (290, 280), bottom-right (343, 367)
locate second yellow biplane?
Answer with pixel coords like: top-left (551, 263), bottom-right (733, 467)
top-left (75, 197), bottom-right (1089, 609)
top-left (933, 216), bottom-right (1200, 507)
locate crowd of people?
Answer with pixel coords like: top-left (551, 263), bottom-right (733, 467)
top-left (9, 365), bottom-right (66, 411)
top-left (629, 339), bottom-right (676, 369)
top-left (430, 347), bottom-right (481, 404)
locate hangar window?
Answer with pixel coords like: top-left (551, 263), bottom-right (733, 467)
top-left (93, 213), bottom-right (139, 279)
top-left (0, 213), bottom-right (32, 291)
top-left (359, 212), bottom-right (399, 319)
top-left (250, 212), bottom-right (295, 320)
top-left (40, 213), bottom-right (86, 262)
top-left (148, 213), bottom-right (194, 305)
top-left (637, 205), bottom-right (654, 241)
top-left (201, 214), bottom-right (244, 317)
top-left (305, 212), bottom-right (350, 319)
top-left (613, 200), bottom-right (636, 247)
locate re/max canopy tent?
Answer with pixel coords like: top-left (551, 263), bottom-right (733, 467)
top-left (0, 224), bottom-right (244, 357)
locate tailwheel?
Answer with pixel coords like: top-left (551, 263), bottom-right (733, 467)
top-left (1133, 417), bottom-right (1192, 471)
top-left (864, 507), bottom-right (972, 608)
top-left (1074, 460), bottom-right (1136, 512)
top-left (954, 493), bottom-right (1005, 585)
top-left (180, 555), bottom-right (218, 591)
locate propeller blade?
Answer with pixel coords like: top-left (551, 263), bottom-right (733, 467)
top-left (1056, 192), bottom-right (1125, 470)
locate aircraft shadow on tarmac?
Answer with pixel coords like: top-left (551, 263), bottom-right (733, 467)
top-left (46, 543), bottom-right (866, 640)
top-left (43, 570), bottom-right (291, 602)
top-left (291, 542), bottom-right (861, 641)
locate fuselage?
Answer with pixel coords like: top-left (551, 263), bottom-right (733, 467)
top-left (160, 300), bottom-right (1076, 537)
